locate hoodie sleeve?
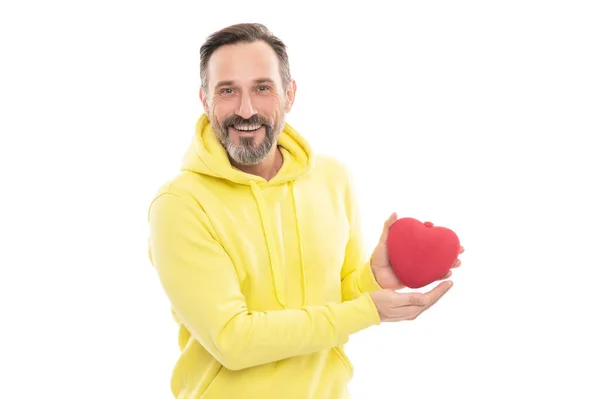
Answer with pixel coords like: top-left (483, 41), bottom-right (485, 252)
top-left (148, 192), bottom-right (380, 371)
top-left (340, 169), bottom-right (383, 302)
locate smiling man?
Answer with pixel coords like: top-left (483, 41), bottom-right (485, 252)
top-left (202, 37), bottom-right (289, 178)
top-left (147, 23), bottom-right (462, 399)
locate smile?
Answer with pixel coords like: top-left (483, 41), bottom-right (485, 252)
top-left (233, 124), bottom-right (262, 132)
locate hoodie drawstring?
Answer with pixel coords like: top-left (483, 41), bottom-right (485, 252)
top-left (250, 180), bottom-right (286, 308)
top-left (249, 180), bottom-right (308, 308)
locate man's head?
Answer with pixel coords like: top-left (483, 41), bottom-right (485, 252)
top-left (199, 23), bottom-right (296, 166)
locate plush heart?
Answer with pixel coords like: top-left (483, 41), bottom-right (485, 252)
top-left (387, 217), bottom-right (461, 289)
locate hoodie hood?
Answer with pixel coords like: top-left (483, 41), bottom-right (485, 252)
top-left (179, 113), bottom-right (315, 307)
top-left (181, 113), bottom-right (315, 185)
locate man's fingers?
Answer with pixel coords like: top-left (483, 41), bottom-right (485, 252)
top-left (397, 281), bottom-right (453, 308)
top-left (426, 280), bottom-right (453, 299)
top-left (386, 212), bottom-right (398, 226)
top-left (452, 246), bottom-right (464, 267)
top-left (378, 281), bottom-right (454, 322)
top-left (421, 281), bottom-right (453, 312)
top-left (379, 212), bottom-right (398, 243)
top-left (391, 280), bottom-right (453, 309)
top-left (388, 281), bottom-right (453, 320)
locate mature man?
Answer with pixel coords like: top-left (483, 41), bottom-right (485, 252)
top-left (148, 23), bottom-right (462, 399)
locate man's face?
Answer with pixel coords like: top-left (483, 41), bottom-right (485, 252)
top-left (201, 40), bottom-right (295, 166)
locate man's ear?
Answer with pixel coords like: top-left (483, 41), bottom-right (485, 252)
top-left (284, 79), bottom-right (297, 113)
top-left (199, 87), bottom-right (209, 114)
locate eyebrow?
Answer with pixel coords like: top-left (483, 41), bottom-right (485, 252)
top-left (214, 78), bottom-right (276, 89)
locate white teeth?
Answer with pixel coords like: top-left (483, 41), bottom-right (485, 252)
top-left (234, 124), bottom-right (261, 131)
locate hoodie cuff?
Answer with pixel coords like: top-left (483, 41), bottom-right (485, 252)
top-left (337, 292), bottom-right (382, 338)
top-left (358, 260), bottom-right (382, 293)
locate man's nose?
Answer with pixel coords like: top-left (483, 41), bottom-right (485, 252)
top-left (236, 92), bottom-right (257, 119)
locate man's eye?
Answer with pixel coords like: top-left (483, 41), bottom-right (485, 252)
top-left (220, 88), bottom-right (233, 94)
top-left (258, 86), bottom-right (270, 91)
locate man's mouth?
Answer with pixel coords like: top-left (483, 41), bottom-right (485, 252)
top-left (230, 124), bottom-right (263, 134)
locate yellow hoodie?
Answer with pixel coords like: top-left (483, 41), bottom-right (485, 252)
top-left (147, 114), bottom-right (383, 399)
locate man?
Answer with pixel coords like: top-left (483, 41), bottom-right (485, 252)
top-left (147, 23), bottom-right (463, 399)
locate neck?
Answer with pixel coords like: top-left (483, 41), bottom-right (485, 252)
top-left (231, 146), bottom-right (283, 181)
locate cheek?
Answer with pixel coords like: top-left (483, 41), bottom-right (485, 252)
top-left (256, 95), bottom-right (285, 117)
top-left (211, 100), bottom-right (232, 121)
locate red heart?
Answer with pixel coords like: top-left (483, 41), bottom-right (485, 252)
top-left (387, 217), bottom-right (461, 289)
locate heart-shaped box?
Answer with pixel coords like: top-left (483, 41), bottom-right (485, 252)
top-left (387, 217), bottom-right (461, 288)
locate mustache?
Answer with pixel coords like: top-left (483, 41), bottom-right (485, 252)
top-left (222, 114), bottom-right (272, 129)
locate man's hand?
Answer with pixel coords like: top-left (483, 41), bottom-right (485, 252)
top-left (370, 212), bottom-right (464, 290)
top-left (370, 281), bottom-right (453, 322)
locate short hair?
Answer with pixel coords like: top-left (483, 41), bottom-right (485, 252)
top-left (199, 23), bottom-right (292, 93)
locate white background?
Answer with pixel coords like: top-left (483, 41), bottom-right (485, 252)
top-left (1, 1), bottom-right (599, 398)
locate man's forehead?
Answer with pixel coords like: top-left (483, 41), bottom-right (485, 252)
top-left (207, 42), bottom-right (280, 84)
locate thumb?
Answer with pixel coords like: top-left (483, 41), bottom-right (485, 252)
top-left (379, 212), bottom-right (398, 244)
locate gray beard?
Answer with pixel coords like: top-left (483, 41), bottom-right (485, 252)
top-left (215, 119), bottom-right (284, 166)
top-left (223, 133), bottom-right (274, 166)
